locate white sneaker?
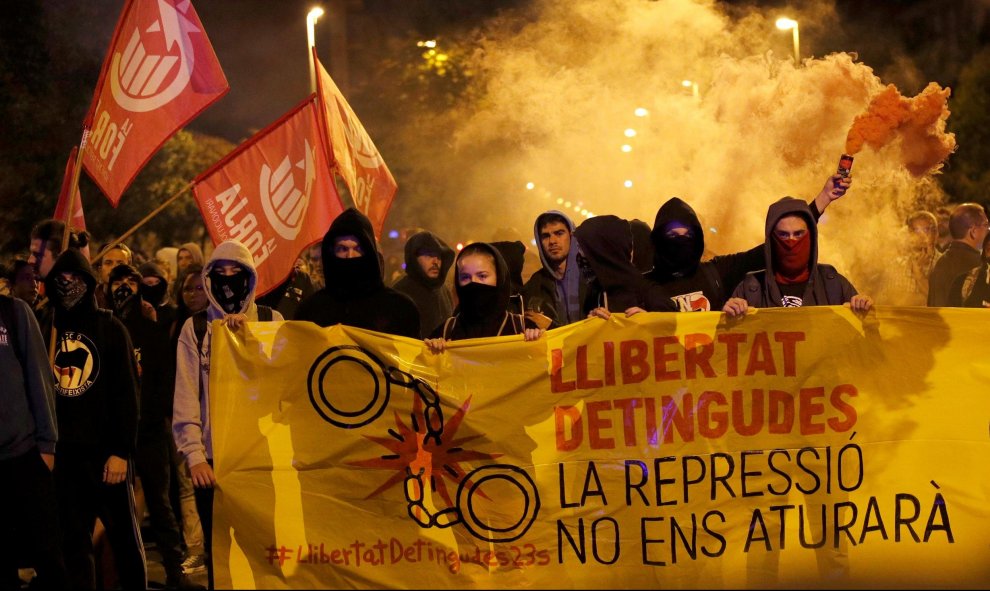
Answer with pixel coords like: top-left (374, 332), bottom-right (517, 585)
top-left (181, 553), bottom-right (207, 575)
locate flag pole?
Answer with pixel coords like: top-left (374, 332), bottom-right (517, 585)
top-left (90, 180), bottom-right (196, 265)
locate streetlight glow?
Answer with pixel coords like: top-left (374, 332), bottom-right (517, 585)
top-left (306, 7), bottom-right (325, 93)
top-left (624, 128), bottom-right (637, 138)
top-left (634, 107), bottom-right (649, 117)
top-left (624, 180), bottom-right (633, 188)
top-left (621, 144), bottom-right (632, 153)
top-left (775, 17), bottom-right (800, 64)
top-left (525, 182), bottom-right (535, 190)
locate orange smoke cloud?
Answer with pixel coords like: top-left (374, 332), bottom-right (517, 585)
top-left (844, 82), bottom-right (956, 177)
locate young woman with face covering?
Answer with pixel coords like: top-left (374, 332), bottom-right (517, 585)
top-left (424, 242), bottom-right (544, 353)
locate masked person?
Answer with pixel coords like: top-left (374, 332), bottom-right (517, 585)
top-left (296, 208), bottom-right (420, 338)
top-left (641, 175), bottom-right (850, 313)
top-left (44, 249), bottom-right (146, 590)
top-left (574, 215), bottom-right (676, 319)
top-left (722, 196), bottom-right (872, 315)
top-left (172, 240), bottom-right (282, 589)
top-left (107, 264), bottom-right (197, 589)
top-left (391, 231), bottom-right (455, 338)
top-left (138, 261), bottom-right (177, 332)
top-left (425, 242), bottom-right (544, 353)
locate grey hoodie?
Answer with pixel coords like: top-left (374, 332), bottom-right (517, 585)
top-left (172, 240), bottom-right (283, 467)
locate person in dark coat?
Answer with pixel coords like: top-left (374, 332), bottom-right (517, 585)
top-left (722, 197), bottom-right (872, 315)
top-left (108, 264), bottom-right (195, 589)
top-left (424, 242), bottom-right (544, 352)
top-left (295, 208), bottom-right (420, 338)
top-left (927, 202), bottom-right (988, 307)
top-left (522, 210), bottom-right (589, 328)
top-left (391, 231), bottom-right (455, 338)
top-left (641, 174), bottom-right (850, 313)
top-left (44, 249), bottom-right (146, 590)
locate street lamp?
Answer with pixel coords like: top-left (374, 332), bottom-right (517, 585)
top-left (775, 17), bottom-right (800, 65)
top-left (681, 79), bottom-right (700, 100)
top-left (307, 6), bottom-right (325, 93)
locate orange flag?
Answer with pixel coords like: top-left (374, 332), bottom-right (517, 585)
top-left (54, 147), bottom-right (86, 232)
top-left (193, 97), bottom-right (344, 296)
top-left (83, 0), bottom-right (228, 206)
top-left (315, 55), bottom-right (397, 238)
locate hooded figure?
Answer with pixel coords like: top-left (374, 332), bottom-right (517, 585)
top-left (522, 210), bottom-right (588, 327)
top-left (630, 218), bottom-right (654, 273)
top-left (295, 208), bottom-right (420, 338)
top-left (108, 263), bottom-right (189, 587)
top-left (732, 197), bottom-right (858, 307)
top-left (491, 239), bottom-right (527, 314)
top-left (643, 188), bottom-right (837, 313)
top-left (392, 231), bottom-right (455, 338)
top-left (43, 249), bottom-right (147, 590)
top-left (431, 242), bottom-right (528, 340)
top-left (172, 239), bottom-right (283, 588)
top-left (138, 260), bottom-right (176, 330)
top-left (573, 215), bottom-right (666, 313)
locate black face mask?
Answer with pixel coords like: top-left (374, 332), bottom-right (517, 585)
top-left (53, 274), bottom-right (87, 311)
top-left (140, 281), bottom-right (167, 306)
top-left (326, 255), bottom-right (380, 295)
top-left (210, 270), bottom-right (250, 314)
top-left (458, 281), bottom-right (500, 319)
top-left (112, 284), bottom-right (138, 319)
top-left (658, 234), bottom-right (699, 277)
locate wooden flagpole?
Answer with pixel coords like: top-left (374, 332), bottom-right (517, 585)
top-left (90, 181), bottom-right (195, 265)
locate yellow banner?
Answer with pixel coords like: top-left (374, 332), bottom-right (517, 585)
top-left (209, 307), bottom-right (990, 589)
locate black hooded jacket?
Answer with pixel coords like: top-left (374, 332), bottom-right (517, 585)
top-left (295, 208), bottom-right (420, 338)
top-left (732, 197), bottom-right (857, 307)
top-left (643, 196), bottom-right (827, 312)
top-left (109, 264), bottom-right (173, 441)
top-left (392, 231), bottom-right (454, 338)
top-left (573, 216), bottom-right (662, 312)
top-left (431, 243), bottom-right (526, 340)
top-left (44, 249), bottom-right (139, 460)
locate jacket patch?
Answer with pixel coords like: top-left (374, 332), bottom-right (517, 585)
top-left (54, 331), bottom-right (100, 397)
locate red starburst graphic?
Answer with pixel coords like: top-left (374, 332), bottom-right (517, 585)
top-left (348, 395), bottom-right (501, 510)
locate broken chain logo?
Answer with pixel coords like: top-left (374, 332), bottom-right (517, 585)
top-left (259, 139), bottom-right (316, 241)
top-left (109, 0), bottom-right (200, 112)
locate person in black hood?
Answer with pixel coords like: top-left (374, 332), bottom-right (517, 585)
top-left (392, 231), bottom-right (455, 338)
top-left (641, 174), bottom-right (850, 312)
top-left (138, 260), bottom-right (176, 332)
top-left (425, 242), bottom-right (544, 352)
top-left (630, 218), bottom-right (654, 273)
top-left (723, 197), bottom-right (872, 315)
top-left (44, 250), bottom-right (147, 590)
top-left (574, 215), bottom-right (676, 317)
top-left (295, 208), bottom-right (420, 338)
top-left (491, 239), bottom-right (527, 314)
top-left (108, 265), bottom-right (194, 589)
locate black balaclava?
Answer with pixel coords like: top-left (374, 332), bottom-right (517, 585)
top-left (210, 266), bottom-right (250, 314)
top-left (650, 197), bottom-right (706, 280)
top-left (109, 264), bottom-right (143, 320)
top-left (453, 243), bottom-right (513, 338)
top-left (320, 208), bottom-right (384, 298)
top-left (139, 281), bottom-right (167, 308)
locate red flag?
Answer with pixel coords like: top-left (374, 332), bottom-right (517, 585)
top-left (83, 0), bottom-right (228, 206)
top-left (315, 56), bottom-right (397, 238)
top-left (54, 147), bottom-right (87, 232)
top-left (193, 97), bottom-right (344, 296)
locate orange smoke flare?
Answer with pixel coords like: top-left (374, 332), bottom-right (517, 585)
top-left (844, 82), bottom-right (956, 177)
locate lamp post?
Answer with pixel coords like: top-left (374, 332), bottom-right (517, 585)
top-left (775, 17), bottom-right (800, 65)
top-left (307, 6), bottom-right (325, 93)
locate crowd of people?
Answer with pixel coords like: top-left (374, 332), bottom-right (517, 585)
top-left (2, 169), bottom-right (988, 590)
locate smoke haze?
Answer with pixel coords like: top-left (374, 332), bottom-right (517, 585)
top-left (395, 0), bottom-right (954, 304)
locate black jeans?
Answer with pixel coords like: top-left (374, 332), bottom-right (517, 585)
top-left (0, 448), bottom-right (67, 590)
top-left (193, 461), bottom-right (215, 590)
top-left (134, 429), bottom-right (184, 579)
